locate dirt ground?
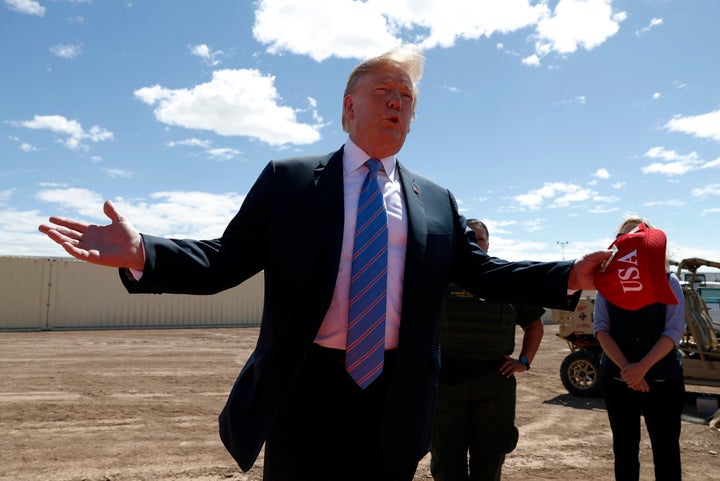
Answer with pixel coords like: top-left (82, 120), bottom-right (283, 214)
top-left (1, 325), bottom-right (718, 481)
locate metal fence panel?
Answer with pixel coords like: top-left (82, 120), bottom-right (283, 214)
top-left (1, 256), bottom-right (263, 331)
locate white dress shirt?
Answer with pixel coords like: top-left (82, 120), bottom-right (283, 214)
top-left (132, 138), bottom-right (408, 349)
top-left (313, 137), bottom-right (408, 350)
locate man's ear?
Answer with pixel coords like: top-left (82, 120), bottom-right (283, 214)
top-left (343, 95), bottom-right (354, 118)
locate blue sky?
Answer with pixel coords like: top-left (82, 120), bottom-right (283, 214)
top-left (2, 0), bottom-right (719, 272)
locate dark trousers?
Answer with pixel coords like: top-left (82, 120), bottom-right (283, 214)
top-left (601, 375), bottom-right (685, 481)
top-left (263, 344), bottom-right (416, 481)
top-left (431, 369), bottom-right (518, 481)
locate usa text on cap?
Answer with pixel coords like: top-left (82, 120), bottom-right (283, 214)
top-left (593, 223), bottom-right (678, 310)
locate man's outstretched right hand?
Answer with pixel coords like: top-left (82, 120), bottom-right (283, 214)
top-left (38, 199), bottom-right (145, 271)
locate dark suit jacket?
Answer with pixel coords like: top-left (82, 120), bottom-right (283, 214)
top-left (120, 146), bottom-right (578, 472)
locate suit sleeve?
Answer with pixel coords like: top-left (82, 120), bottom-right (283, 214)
top-left (120, 162), bottom-right (275, 295)
top-left (512, 304), bottom-right (546, 328)
top-left (447, 194), bottom-right (579, 311)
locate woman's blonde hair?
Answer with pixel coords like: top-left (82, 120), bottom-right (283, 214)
top-left (616, 216), bottom-right (672, 272)
top-left (616, 216), bottom-right (653, 237)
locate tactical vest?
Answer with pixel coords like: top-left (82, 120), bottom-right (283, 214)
top-left (601, 299), bottom-right (683, 380)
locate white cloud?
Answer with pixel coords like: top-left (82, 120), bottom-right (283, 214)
top-left (0, 208), bottom-right (56, 256)
top-left (474, 217), bottom-right (557, 259)
top-left (0, 189), bottom-right (15, 203)
top-left (589, 205), bottom-right (619, 214)
top-left (643, 199), bottom-right (686, 207)
top-left (477, 228), bottom-right (605, 262)
top-left (691, 184), bottom-right (720, 198)
top-left (641, 146), bottom-right (719, 176)
top-left (522, 219), bottom-right (545, 233)
top-left (5, 0), bottom-right (45, 16)
top-left (253, 0), bottom-right (398, 61)
top-left (558, 95), bottom-right (587, 105)
top-left (489, 237), bottom-right (550, 261)
top-left (50, 43), bottom-right (83, 59)
top-left (168, 137), bottom-right (242, 161)
top-left (479, 218), bottom-right (517, 237)
top-left (168, 138), bottom-right (211, 149)
top-left (19, 142), bottom-right (39, 152)
top-left (652, 92), bottom-right (662, 100)
top-left (636, 17), bottom-right (663, 36)
top-left (514, 182), bottom-right (594, 209)
top-left (554, 188), bottom-right (592, 206)
top-left (521, 54), bottom-right (541, 66)
top-left (700, 208), bottom-right (720, 216)
top-left (533, 0), bottom-right (625, 57)
top-left (703, 158), bottom-right (720, 169)
top-left (8, 115), bottom-right (113, 151)
top-left (645, 147), bottom-right (681, 161)
top-left (664, 109), bottom-right (720, 142)
top-left (593, 168), bottom-right (610, 179)
top-left (2, 187), bottom-right (248, 256)
top-left (36, 188), bottom-right (106, 218)
top-left (35, 187), bottom-right (247, 241)
top-left (103, 168), bottom-right (133, 178)
top-left (134, 69), bottom-right (323, 146)
top-left (189, 44), bottom-right (223, 66)
top-left (593, 194), bottom-right (619, 203)
top-left (386, 0), bottom-right (548, 49)
top-left (252, 0), bottom-right (622, 64)
top-left (306, 97), bottom-right (323, 123)
top-left (206, 147), bottom-right (242, 161)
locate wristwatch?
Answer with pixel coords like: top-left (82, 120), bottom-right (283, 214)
top-left (519, 356), bottom-right (530, 370)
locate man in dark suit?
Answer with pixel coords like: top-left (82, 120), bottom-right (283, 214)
top-left (39, 45), bottom-right (609, 481)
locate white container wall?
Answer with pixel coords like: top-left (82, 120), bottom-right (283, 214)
top-left (0, 256), bottom-right (263, 331)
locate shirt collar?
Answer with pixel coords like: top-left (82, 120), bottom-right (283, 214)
top-left (344, 136), bottom-right (397, 179)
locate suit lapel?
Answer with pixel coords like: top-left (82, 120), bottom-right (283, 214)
top-left (397, 161), bottom-right (427, 282)
top-left (312, 153), bottom-right (428, 304)
top-left (314, 148), bottom-right (346, 276)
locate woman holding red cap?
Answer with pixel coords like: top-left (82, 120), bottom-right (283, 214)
top-left (593, 217), bottom-right (686, 481)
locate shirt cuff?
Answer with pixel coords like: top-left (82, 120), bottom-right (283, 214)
top-left (128, 236), bottom-right (146, 280)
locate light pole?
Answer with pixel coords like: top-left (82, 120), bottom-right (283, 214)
top-left (557, 241), bottom-right (568, 260)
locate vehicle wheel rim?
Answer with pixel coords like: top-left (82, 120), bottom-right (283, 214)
top-left (568, 359), bottom-right (597, 390)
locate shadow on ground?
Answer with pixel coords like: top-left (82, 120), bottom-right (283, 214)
top-left (544, 391), bottom-right (719, 426)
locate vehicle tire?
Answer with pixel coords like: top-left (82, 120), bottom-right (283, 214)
top-left (560, 350), bottom-right (602, 397)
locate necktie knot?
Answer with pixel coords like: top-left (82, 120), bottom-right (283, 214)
top-left (365, 158), bottom-right (382, 174)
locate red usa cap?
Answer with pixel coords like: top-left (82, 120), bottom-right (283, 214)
top-left (593, 223), bottom-right (678, 310)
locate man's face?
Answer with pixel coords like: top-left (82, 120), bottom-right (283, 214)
top-left (470, 225), bottom-right (490, 253)
top-left (343, 63), bottom-right (414, 159)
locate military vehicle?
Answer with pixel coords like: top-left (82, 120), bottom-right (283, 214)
top-left (556, 257), bottom-right (720, 397)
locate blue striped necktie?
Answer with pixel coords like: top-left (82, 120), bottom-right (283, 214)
top-left (346, 158), bottom-right (388, 389)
